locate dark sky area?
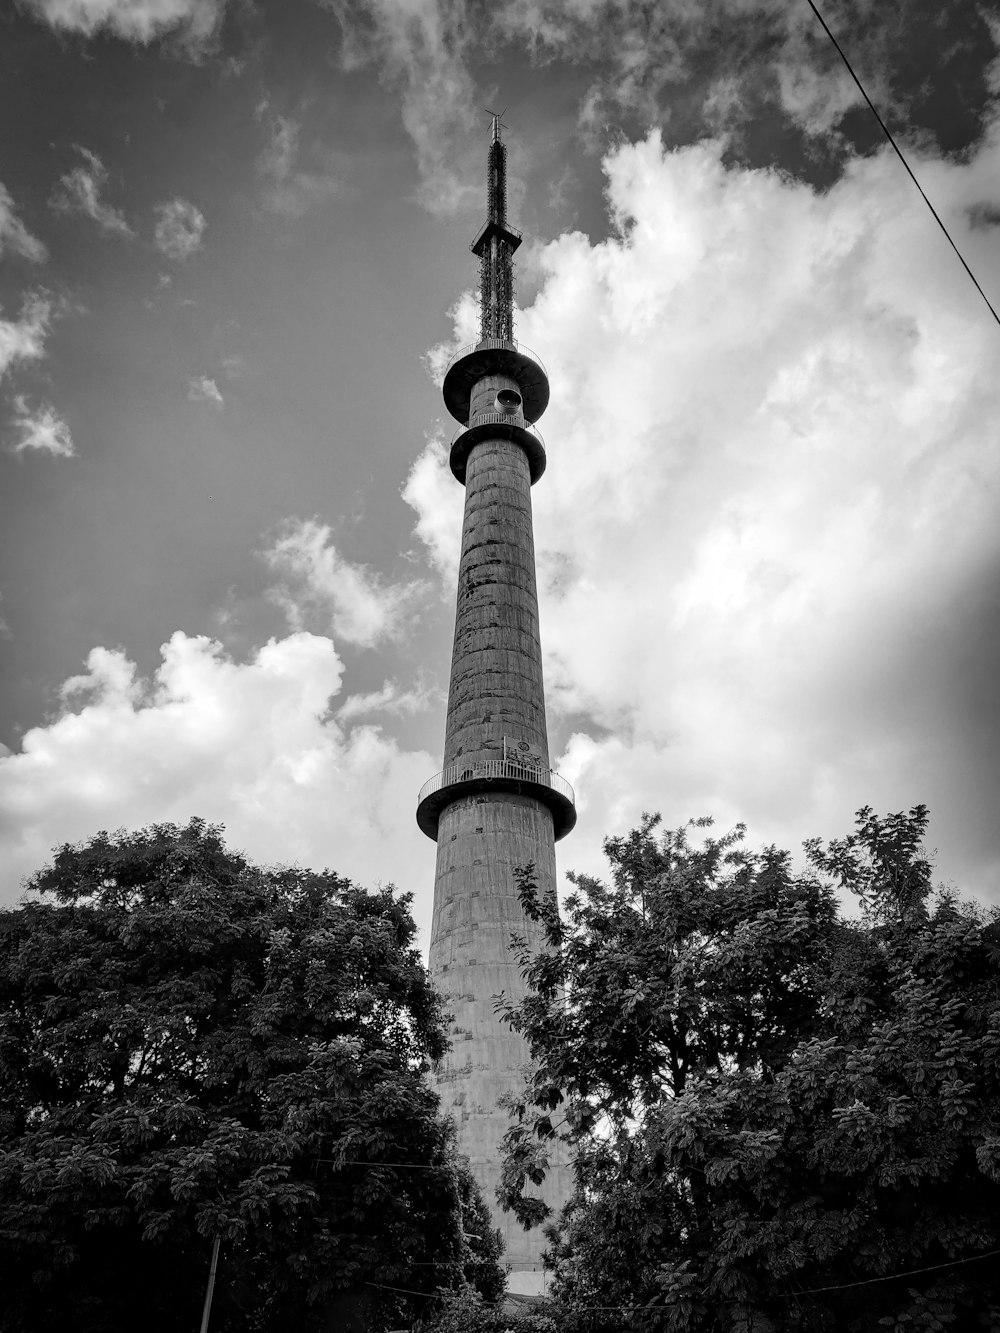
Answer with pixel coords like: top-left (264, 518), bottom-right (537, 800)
top-left (1, 0), bottom-right (999, 944)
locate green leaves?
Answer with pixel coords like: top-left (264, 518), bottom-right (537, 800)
top-left (0, 819), bottom-right (492, 1332)
top-left (500, 806), bottom-right (1000, 1332)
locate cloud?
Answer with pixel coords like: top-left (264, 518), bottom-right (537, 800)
top-left (510, 0), bottom-right (997, 146)
top-left (51, 147), bottom-right (133, 237)
top-left (336, 680), bottom-right (432, 722)
top-left (262, 518), bottom-right (428, 648)
top-left (0, 184), bottom-right (47, 262)
top-left (321, 0), bottom-right (480, 215)
top-left (8, 396), bottom-right (75, 458)
top-left (306, 0), bottom-right (997, 216)
top-left (0, 632), bottom-right (437, 919)
top-left (406, 124), bottom-right (1000, 904)
top-left (188, 375), bottom-right (224, 407)
top-left (0, 293), bottom-right (52, 382)
top-left (20, 0), bottom-right (226, 49)
top-left (255, 110), bottom-right (347, 218)
top-left (153, 197), bottom-right (206, 259)
top-left (401, 432), bottom-right (462, 584)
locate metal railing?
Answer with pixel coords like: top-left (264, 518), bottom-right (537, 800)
top-left (451, 413), bottom-right (545, 448)
top-left (417, 759), bottom-right (575, 807)
top-left (469, 220), bottom-right (522, 248)
top-left (444, 338), bottom-right (547, 380)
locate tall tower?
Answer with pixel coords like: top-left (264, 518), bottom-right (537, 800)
top-left (416, 116), bottom-right (575, 1290)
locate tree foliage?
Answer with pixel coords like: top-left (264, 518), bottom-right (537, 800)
top-left (414, 1286), bottom-right (561, 1333)
top-left (0, 819), bottom-right (504, 1332)
top-left (499, 807), bottom-right (1000, 1332)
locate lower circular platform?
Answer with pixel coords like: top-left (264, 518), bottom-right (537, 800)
top-left (450, 416), bottom-right (546, 484)
top-left (416, 762), bottom-right (576, 842)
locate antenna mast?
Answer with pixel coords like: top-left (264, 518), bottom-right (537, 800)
top-left (472, 110), bottom-right (521, 343)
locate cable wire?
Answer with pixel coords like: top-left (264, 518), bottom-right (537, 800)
top-left (313, 1158), bottom-right (453, 1170)
top-left (779, 1245), bottom-right (1000, 1297)
top-left (363, 1246), bottom-right (1000, 1314)
top-left (804, 0), bottom-right (1000, 330)
top-left (366, 1280), bottom-right (442, 1298)
top-left (486, 1247), bottom-right (1000, 1315)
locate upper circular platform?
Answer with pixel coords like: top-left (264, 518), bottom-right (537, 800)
top-left (442, 339), bottom-right (550, 425)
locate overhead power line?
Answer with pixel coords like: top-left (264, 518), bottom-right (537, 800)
top-left (783, 1245), bottom-right (1000, 1296)
top-left (367, 1246), bottom-right (1000, 1310)
top-left (804, 0), bottom-right (1000, 330)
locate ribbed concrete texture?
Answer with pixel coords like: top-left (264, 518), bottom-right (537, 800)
top-left (429, 791), bottom-right (564, 1274)
top-left (428, 367), bottom-right (569, 1275)
top-left (421, 124), bottom-right (572, 1288)
top-left (444, 404), bottom-right (548, 773)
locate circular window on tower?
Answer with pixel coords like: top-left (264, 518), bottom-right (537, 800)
top-left (495, 388), bottom-right (522, 414)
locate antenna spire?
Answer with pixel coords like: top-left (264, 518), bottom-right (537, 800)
top-left (471, 111), bottom-right (521, 344)
top-left (486, 106), bottom-right (507, 143)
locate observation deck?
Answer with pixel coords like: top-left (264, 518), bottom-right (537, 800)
top-left (442, 338), bottom-right (550, 426)
top-left (449, 413), bottom-right (546, 484)
top-left (416, 758), bottom-right (576, 842)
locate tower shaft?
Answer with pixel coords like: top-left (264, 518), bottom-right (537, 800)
top-left (417, 121), bottom-right (573, 1290)
top-left (444, 427), bottom-right (547, 772)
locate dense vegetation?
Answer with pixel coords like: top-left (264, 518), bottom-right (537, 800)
top-left (4, 807), bottom-right (997, 1333)
top-left (0, 820), bottom-right (503, 1332)
top-left (499, 806), bottom-right (1000, 1332)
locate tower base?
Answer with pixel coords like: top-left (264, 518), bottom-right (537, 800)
top-left (429, 789), bottom-right (570, 1274)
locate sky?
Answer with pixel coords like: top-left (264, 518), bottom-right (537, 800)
top-left (2, 0), bottom-right (999, 945)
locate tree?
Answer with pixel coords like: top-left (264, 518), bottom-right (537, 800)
top-left (499, 807), bottom-right (1000, 1332)
top-left (0, 819), bottom-right (504, 1332)
top-left (414, 1285), bottom-right (561, 1333)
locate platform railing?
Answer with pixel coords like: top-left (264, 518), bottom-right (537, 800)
top-left (451, 413), bottom-right (545, 448)
top-left (417, 759), bottom-right (575, 808)
top-left (444, 338), bottom-right (547, 381)
top-left (469, 221), bottom-right (522, 247)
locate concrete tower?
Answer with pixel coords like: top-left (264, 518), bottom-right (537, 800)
top-left (416, 117), bottom-right (575, 1290)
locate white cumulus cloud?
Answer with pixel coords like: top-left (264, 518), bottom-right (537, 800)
top-left (188, 375), bottom-right (224, 407)
top-left (153, 197), bottom-right (206, 260)
top-left (336, 680), bottom-right (432, 723)
top-left (406, 124), bottom-right (1000, 903)
top-left (8, 396), bottom-right (75, 458)
top-left (0, 632), bottom-right (437, 921)
top-left (0, 184), bottom-right (47, 262)
top-left (0, 293), bottom-right (53, 382)
top-left (51, 147), bottom-right (133, 237)
top-left (20, 0), bottom-right (225, 48)
top-left (401, 432), bottom-right (462, 585)
top-left (262, 518), bottom-right (428, 648)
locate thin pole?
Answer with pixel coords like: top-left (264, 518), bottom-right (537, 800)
top-left (199, 1235), bottom-right (221, 1333)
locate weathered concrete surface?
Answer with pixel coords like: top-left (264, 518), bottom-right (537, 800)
top-left (443, 423), bottom-right (548, 774)
top-left (429, 790), bottom-right (564, 1272)
top-left (429, 379), bottom-right (569, 1275)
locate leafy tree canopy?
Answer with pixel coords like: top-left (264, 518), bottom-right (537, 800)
top-left (415, 1285), bottom-right (561, 1333)
top-left (499, 806), bottom-right (1000, 1332)
top-left (0, 819), bottom-right (503, 1332)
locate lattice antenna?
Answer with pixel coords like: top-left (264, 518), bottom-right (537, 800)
top-left (472, 110), bottom-right (521, 344)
